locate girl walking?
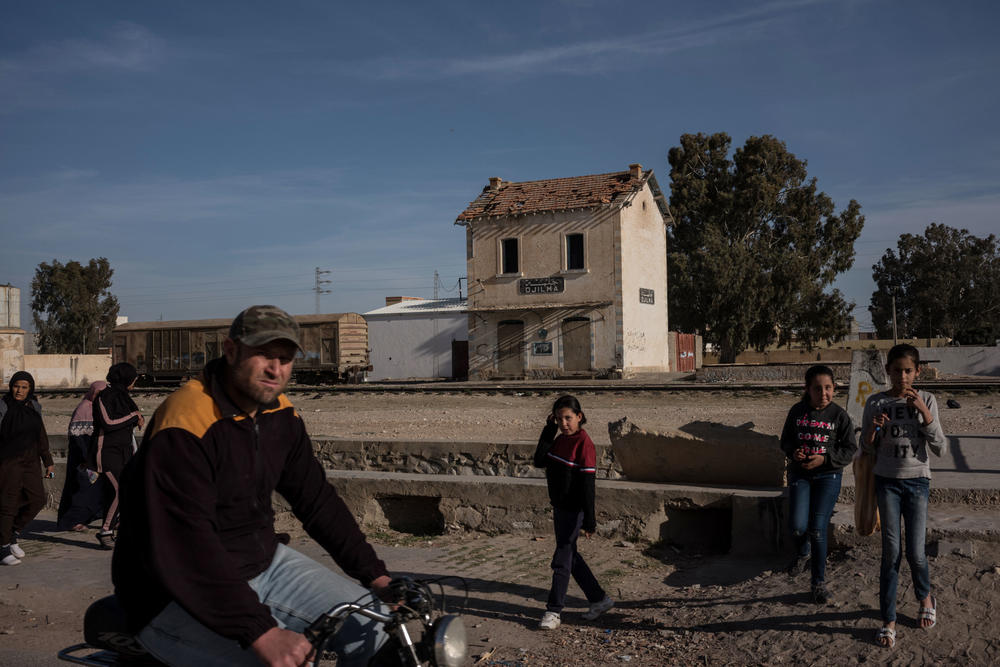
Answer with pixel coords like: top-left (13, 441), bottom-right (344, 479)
top-left (862, 344), bottom-right (946, 649)
top-left (533, 395), bottom-right (613, 630)
top-left (90, 363), bottom-right (143, 550)
top-left (779, 365), bottom-right (857, 603)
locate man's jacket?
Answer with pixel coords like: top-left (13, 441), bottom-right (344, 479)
top-left (112, 358), bottom-right (387, 647)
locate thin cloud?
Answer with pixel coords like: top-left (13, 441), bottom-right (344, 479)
top-left (342, 0), bottom-right (828, 80)
top-left (0, 22), bottom-right (165, 111)
top-left (2, 21), bottom-right (165, 74)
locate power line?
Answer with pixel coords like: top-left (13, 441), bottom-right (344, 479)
top-left (314, 267), bottom-right (332, 314)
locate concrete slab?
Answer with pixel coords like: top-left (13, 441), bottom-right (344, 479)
top-left (840, 434), bottom-right (1000, 504)
top-left (321, 470), bottom-right (788, 555)
top-left (831, 502), bottom-right (1000, 546)
top-left (608, 418), bottom-right (786, 487)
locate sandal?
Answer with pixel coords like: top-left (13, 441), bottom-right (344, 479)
top-left (877, 626), bottom-right (896, 648)
top-left (918, 596), bottom-right (937, 629)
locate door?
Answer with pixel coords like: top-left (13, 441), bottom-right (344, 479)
top-left (562, 317), bottom-right (591, 372)
top-left (497, 321), bottom-right (524, 376)
top-left (676, 333), bottom-right (696, 372)
top-left (451, 340), bottom-right (469, 379)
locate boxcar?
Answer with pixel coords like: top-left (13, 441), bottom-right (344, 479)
top-left (112, 313), bottom-right (370, 385)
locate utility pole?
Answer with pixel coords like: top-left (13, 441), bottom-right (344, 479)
top-left (314, 267), bottom-right (332, 314)
top-left (891, 294), bottom-right (898, 345)
top-left (433, 270), bottom-right (439, 300)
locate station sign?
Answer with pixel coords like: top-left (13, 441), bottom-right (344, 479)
top-left (519, 277), bottom-right (565, 295)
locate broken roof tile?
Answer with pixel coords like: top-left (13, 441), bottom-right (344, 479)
top-left (455, 168), bottom-right (646, 222)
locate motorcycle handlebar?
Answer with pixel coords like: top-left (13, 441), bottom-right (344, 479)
top-left (317, 602), bottom-right (394, 625)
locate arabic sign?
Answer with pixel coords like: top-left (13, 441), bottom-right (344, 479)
top-left (639, 288), bottom-right (655, 304)
top-left (519, 277), bottom-right (565, 295)
top-left (532, 341), bottom-right (553, 355)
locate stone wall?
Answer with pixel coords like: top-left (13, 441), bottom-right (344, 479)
top-left (697, 362), bottom-right (851, 383)
top-left (312, 438), bottom-right (623, 479)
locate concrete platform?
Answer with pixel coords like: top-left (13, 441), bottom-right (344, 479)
top-left (839, 434), bottom-right (1000, 505)
top-left (44, 433), bottom-right (1000, 557)
top-left (320, 470), bottom-right (789, 556)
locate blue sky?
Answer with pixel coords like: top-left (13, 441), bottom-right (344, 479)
top-left (2, 0), bottom-right (998, 331)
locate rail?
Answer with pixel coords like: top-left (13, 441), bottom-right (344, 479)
top-left (34, 377), bottom-right (1000, 397)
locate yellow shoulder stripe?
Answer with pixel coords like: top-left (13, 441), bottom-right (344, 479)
top-left (149, 378), bottom-right (222, 440)
top-left (261, 393), bottom-right (297, 418)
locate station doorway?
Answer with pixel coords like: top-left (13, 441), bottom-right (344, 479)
top-left (562, 317), bottom-right (591, 372)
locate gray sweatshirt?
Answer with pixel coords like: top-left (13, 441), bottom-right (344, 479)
top-left (860, 390), bottom-right (947, 479)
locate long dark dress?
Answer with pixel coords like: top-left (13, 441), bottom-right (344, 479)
top-left (57, 382), bottom-right (109, 531)
top-left (56, 434), bottom-right (108, 531)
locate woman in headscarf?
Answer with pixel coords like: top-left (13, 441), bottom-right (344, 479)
top-left (56, 381), bottom-right (109, 532)
top-left (0, 371), bottom-right (54, 565)
top-left (90, 363), bottom-right (143, 550)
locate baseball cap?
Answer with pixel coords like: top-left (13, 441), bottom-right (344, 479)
top-left (229, 305), bottom-right (302, 350)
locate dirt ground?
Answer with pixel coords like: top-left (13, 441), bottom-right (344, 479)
top-left (2, 388), bottom-right (998, 665)
top-left (1, 513), bottom-right (998, 666)
top-left (34, 387), bottom-right (1000, 445)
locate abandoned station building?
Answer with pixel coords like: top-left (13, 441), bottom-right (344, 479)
top-left (455, 164), bottom-right (673, 379)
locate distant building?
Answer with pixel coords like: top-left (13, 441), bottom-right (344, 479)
top-left (1, 284), bottom-right (24, 383)
top-left (455, 164), bottom-right (672, 378)
top-left (363, 297), bottom-right (468, 381)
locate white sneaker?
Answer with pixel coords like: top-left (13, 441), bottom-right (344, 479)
top-left (9, 543), bottom-right (25, 559)
top-left (538, 611), bottom-right (561, 630)
top-left (581, 596), bottom-right (614, 620)
top-left (1, 546), bottom-right (21, 566)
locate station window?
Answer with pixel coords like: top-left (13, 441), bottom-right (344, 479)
top-left (501, 238), bottom-right (519, 275)
top-left (566, 233), bottom-right (585, 271)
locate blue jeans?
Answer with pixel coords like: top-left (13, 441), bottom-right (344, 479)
top-left (788, 470), bottom-right (842, 586)
top-left (875, 476), bottom-right (931, 623)
top-left (547, 507), bottom-right (606, 613)
top-left (138, 543), bottom-right (387, 667)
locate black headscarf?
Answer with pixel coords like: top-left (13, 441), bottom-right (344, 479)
top-left (97, 363), bottom-right (140, 422)
top-left (1, 371), bottom-right (44, 461)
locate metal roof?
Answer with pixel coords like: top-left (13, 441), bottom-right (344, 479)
top-left (114, 313), bottom-right (360, 331)
top-left (364, 298), bottom-right (467, 318)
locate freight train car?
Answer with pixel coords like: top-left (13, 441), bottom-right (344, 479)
top-left (111, 313), bottom-right (370, 384)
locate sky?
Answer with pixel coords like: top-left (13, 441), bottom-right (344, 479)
top-left (2, 0), bottom-right (998, 332)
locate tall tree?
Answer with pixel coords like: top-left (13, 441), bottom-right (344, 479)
top-left (667, 133), bottom-right (864, 362)
top-left (31, 258), bottom-right (120, 354)
top-left (870, 224), bottom-right (1000, 344)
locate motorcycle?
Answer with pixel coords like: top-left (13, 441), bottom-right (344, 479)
top-left (58, 577), bottom-right (469, 666)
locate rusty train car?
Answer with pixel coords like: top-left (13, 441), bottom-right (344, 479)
top-left (111, 313), bottom-right (370, 384)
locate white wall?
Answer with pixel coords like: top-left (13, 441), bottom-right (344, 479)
top-left (1, 330), bottom-right (24, 384)
top-left (23, 354), bottom-right (111, 388)
top-left (367, 314), bottom-right (467, 381)
top-left (619, 184), bottom-right (670, 371)
top-left (923, 346), bottom-right (1000, 376)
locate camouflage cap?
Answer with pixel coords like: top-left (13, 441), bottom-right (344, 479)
top-left (229, 305), bottom-right (301, 350)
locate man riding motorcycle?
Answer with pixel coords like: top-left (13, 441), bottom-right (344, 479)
top-left (112, 305), bottom-right (391, 667)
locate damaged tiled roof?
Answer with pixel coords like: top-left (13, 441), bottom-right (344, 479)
top-left (456, 168), bottom-right (648, 222)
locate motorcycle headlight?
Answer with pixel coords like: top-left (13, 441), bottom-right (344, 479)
top-left (432, 615), bottom-right (467, 667)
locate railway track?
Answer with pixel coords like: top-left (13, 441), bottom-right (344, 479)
top-left (35, 378), bottom-right (1000, 397)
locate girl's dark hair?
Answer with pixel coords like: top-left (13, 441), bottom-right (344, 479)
top-left (551, 394), bottom-right (586, 425)
top-left (886, 343), bottom-right (920, 367)
top-left (802, 365), bottom-right (835, 402)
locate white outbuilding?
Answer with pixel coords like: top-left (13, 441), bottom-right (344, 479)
top-left (363, 297), bottom-right (468, 381)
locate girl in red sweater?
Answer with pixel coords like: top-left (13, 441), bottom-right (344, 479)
top-left (533, 395), bottom-right (613, 630)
